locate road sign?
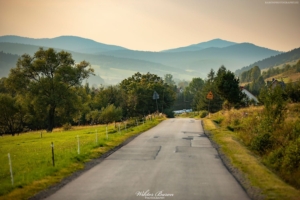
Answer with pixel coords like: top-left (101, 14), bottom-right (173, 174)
top-left (206, 91), bottom-right (213, 100)
top-left (153, 91), bottom-right (159, 100)
top-left (153, 91), bottom-right (159, 112)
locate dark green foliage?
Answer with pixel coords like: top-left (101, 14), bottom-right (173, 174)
top-left (92, 85), bottom-right (124, 112)
top-left (239, 66), bottom-right (265, 96)
top-left (215, 67), bottom-right (246, 109)
top-left (199, 111), bottom-right (208, 118)
top-left (184, 77), bottom-right (205, 110)
top-left (0, 94), bottom-right (26, 135)
top-left (285, 81), bottom-right (300, 103)
top-left (119, 72), bottom-right (176, 117)
top-left (196, 69), bottom-right (224, 113)
top-left (240, 66), bottom-right (261, 83)
top-left (164, 108), bottom-right (175, 118)
top-left (251, 133), bottom-right (273, 155)
top-left (5, 48), bottom-right (94, 132)
top-left (248, 76), bottom-right (265, 96)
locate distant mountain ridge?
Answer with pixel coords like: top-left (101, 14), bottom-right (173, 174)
top-left (0, 35), bottom-right (283, 84)
top-left (0, 35), bottom-right (128, 54)
top-left (0, 42), bottom-right (186, 85)
top-left (99, 42), bottom-right (280, 73)
top-left (161, 38), bottom-right (237, 52)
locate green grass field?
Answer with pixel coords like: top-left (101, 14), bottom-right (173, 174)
top-left (0, 118), bottom-right (163, 199)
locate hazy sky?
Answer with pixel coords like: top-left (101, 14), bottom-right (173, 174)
top-left (0, 0), bottom-right (299, 51)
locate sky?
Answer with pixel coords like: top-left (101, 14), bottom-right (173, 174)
top-left (0, 0), bottom-right (299, 52)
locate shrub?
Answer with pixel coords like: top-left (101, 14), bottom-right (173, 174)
top-left (227, 125), bottom-right (234, 132)
top-left (62, 123), bottom-right (72, 131)
top-left (251, 133), bottom-right (273, 155)
top-left (264, 147), bottom-right (284, 171)
top-left (199, 111), bottom-right (208, 118)
top-left (164, 109), bottom-right (175, 118)
top-left (282, 139), bottom-right (300, 172)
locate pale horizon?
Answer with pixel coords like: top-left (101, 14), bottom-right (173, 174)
top-left (0, 0), bottom-right (299, 52)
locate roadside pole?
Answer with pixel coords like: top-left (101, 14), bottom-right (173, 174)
top-left (106, 125), bottom-right (108, 140)
top-left (51, 142), bottom-right (55, 167)
top-left (153, 91), bottom-right (159, 113)
top-left (96, 129), bottom-right (98, 144)
top-left (206, 91), bottom-right (214, 118)
top-left (7, 153), bottom-right (14, 186)
top-left (77, 135), bottom-right (80, 154)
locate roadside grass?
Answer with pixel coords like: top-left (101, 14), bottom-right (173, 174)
top-left (0, 117), bottom-right (164, 200)
top-left (203, 117), bottom-right (300, 200)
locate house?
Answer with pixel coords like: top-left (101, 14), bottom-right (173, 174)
top-left (266, 78), bottom-right (285, 89)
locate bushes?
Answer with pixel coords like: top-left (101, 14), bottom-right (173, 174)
top-left (263, 137), bottom-right (300, 188)
top-left (250, 133), bottom-right (273, 155)
top-left (213, 100), bottom-right (300, 188)
top-left (199, 111), bottom-right (208, 118)
top-left (164, 109), bottom-right (175, 118)
top-left (62, 123), bottom-right (72, 131)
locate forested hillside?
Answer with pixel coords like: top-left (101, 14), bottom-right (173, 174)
top-left (236, 47), bottom-right (300, 75)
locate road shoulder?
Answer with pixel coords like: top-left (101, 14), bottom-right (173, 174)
top-left (202, 119), bottom-right (300, 200)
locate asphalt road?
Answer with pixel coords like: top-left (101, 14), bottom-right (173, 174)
top-left (46, 118), bottom-right (250, 200)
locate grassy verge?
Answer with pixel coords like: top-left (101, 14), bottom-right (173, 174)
top-left (0, 118), bottom-right (164, 200)
top-left (202, 118), bottom-right (300, 200)
top-left (175, 111), bottom-right (201, 119)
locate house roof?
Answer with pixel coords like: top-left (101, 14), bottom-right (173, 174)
top-left (266, 78), bottom-right (285, 88)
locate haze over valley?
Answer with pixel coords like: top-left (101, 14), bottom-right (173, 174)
top-left (0, 35), bottom-right (288, 85)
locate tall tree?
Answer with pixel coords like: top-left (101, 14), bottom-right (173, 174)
top-left (6, 48), bottom-right (93, 132)
top-left (164, 74), bottom-right (175, 86)
top-left (185, 78), bottom-right (204, 110)
top-left (100, 104), bottom-right (123, 125)
top-left (120, 72), bottom-right (175, 117)
top-left (0, 94), bottom-right (26, 135)
top-left (215, 68), bottom-right (245, 109)
top-left (196, 71), bottom-right (223, 113)
top-left (251, 66), bottom-right (261, 81)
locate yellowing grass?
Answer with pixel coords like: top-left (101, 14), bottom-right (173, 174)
top-left (203, 119), bottom-right (300, 200)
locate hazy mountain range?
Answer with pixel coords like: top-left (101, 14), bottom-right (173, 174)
top-left (0, 35), bottom-right (290, 85)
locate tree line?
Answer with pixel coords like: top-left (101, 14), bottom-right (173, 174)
top-left (167, 65), bottom-right (246, 114)
top-left (0, 48), bottom-right (176, 135)
top-left (2, 48), bottom-right (269, 135)
top-left (261, 60), bottom-right (300, 79)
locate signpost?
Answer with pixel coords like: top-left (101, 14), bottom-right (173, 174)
top-left (206, 91), bottom-right (213, 117)
top-left (153, 91), bottom-right (159, 112)
top-left (206, 91), bottom-right (213, 100)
